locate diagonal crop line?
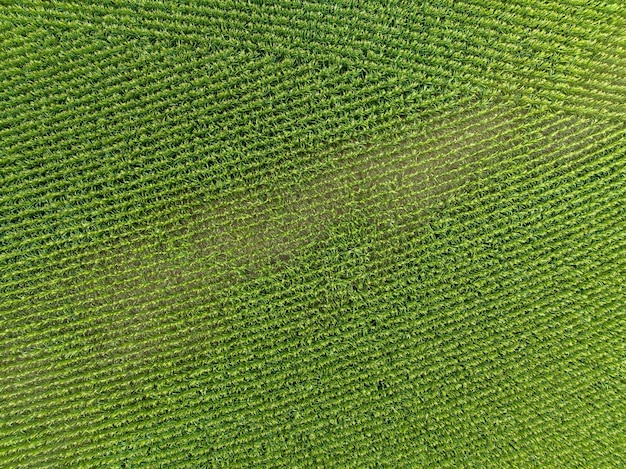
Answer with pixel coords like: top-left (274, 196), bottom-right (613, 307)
top-left (0, 101), bottom-right (604, 314)
top-left (0, 110), bottom-right (616, 366)
top-left (0, 100), bottom-right (556, 308)
top-left (2, 119), bottom-right (620, 378)
top-left (2, 117), bottom-right (620, 432)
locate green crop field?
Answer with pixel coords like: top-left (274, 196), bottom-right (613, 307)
top-left (1, 0), bottom-right (625, 467)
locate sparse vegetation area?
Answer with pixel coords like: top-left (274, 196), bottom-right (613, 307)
top-left (1, 1), bottom-right (625, 467)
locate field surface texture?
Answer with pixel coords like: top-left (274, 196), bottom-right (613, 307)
top-left (1, 1), bottom-right (626, 467)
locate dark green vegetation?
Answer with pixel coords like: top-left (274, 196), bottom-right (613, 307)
top-left (1, 0), bottom-right (625, 467)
